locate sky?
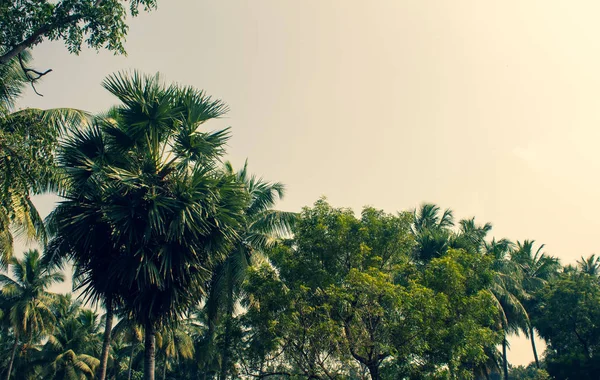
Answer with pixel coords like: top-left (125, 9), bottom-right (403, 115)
top-left (14, 0), bottom-right (600, 367)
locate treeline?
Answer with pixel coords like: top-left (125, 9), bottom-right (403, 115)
top-left (1, 202), bottom-right (599, 380)
top-left (1, 57), bottom-right (599, 380)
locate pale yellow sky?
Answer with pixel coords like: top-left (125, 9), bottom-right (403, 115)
top-left (16, 0), bottom-right (600, 367)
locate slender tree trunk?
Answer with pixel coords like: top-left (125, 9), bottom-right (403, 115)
top-left (485, 368), bottom-right (491, 380)
top-left (529, 325), bottom-right (540, 369)
top-left (144, 322), bottom-right (156, 380)
top-left (203, 320), bottom-right (216, 380)
top-left (98, 300), bottom-right (114, 380)
top-left (219, 277), bottom-right (235, 380)
top-left (128, 343), bottom-right (135, 380)
top-left (162, 358), bottom-right (168, 380)
top-left (5, 336), bottom-right (18, 380)
top-left (502, 337), bottom-right (509, 380)
top-left (367, 363), bottom-right (379, 380)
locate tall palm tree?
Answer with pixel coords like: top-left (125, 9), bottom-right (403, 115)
top-left (49, 71), bottom-right (249, 380)
top-left (485, 239), bottom-right (528, 380)
top-left (204, 161), bottom-right (296, 380)
top-left (0, 51), bottom-right (87, 267)
top-left (0, 249), bottom-right (64, 380)
top-left (511, 240), bottom-right (560, 368)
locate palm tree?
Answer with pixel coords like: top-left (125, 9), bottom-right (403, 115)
top-left (411, 203), bottom-right (454, 262)
top-left (511, 240), bottom-right (560, 368)
top-left (112, 314), bottom-right (144, 380)
top-left (50, 71), bottom-right (249, 380)
top-left (577, 254), bottom-right (600, 277)
top-left (204, 161), bottom-right (296, 380)
top-left (0, 51), bottom-right (87, 267)
top-left (39, 306), bottom-right (101, 379)
top-left (452, 218), bottom-right (492, 253)
top-left (157, 322), bottom-right (196, 379)
top-left (485, 239), bottom-right (529, 380)
top-left (0, 249), bottom-right (64, 380)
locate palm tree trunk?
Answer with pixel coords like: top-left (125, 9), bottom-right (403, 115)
top-left (529, 325), bottom-right (540, 369)
top-left (98, 300), bottom-right (114, 380)
top-left (144, 322), bottom-right (156, 380)
top-left (128, 343), bottom-right (135, 380)
top-left (5, 336), bottom-right (18, 380)
top-left (219, 278), bottom-right (234, 380)
top-left (502, 337), bottom-right (509, 380)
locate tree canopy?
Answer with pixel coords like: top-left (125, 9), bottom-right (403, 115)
top-left (0, 0), bottom-right (158, 66)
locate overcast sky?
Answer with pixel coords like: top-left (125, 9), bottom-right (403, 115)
top-left (16, 0), bottom-right (600, 366)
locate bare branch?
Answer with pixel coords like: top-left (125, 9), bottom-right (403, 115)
top-left (18, 54), bottom-right (52, 97)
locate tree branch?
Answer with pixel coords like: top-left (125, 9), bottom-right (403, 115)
top-left (0, 13), bottom-right (84, 65)
top-left (18, 54), bottom-right (52, 96)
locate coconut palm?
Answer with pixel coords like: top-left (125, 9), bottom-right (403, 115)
top-left (203, 161), bottom-right (296, 380)
top-left (112, 314), bottom-right (145, 380)
top-left (511, 240), bottom-right (560, 368)
top-left (452, 217), bottom-right (492, 253)
top-left (39, 306), bottom-right (101, 379)
top-left (0, 249), bottom-right (64, 380)
top-left (156, 322), bottom-right (196, 379)
top-left (412, 203), bottom-right (454, 233)
top-left (49, 71), bottom-right (249, 380)
top-left (411, 204), bottom-right (454, 263)
top-left (0, 51), bottom-right (87, 267)
top-left (485, 239), bottom-right (528, 380)
top-left (577, 254), bottom-right (600, 277)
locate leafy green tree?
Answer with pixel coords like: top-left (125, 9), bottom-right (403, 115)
top-left (259, 200), bottom-right (453, 380)
top-left (0, 249), bottom-right (64, 380)
top-left (422, 248), bottom-right (501, 379)
top-left (533, 271), bottom-right (600, 379)
top-left (508, 363), bottom-right (550, 380)
top-left (242, 259), bottom-right (345, 379)
top-left (0, 0), bottom-right (159, 66)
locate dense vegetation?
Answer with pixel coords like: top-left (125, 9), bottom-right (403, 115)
top-left (1, 12), bottom-right (599, 378)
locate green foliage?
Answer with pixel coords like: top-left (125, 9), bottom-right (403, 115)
top-left (509, 364), bottom-right (550, 380)
top-left (0, 52), bottom-right (87, 267)
top-left (532, 271), bottom-right (600, 379)
top-left (0, 0), bottom-right (158, 64)
top-left (240, 200), bottom-right (503, 380)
